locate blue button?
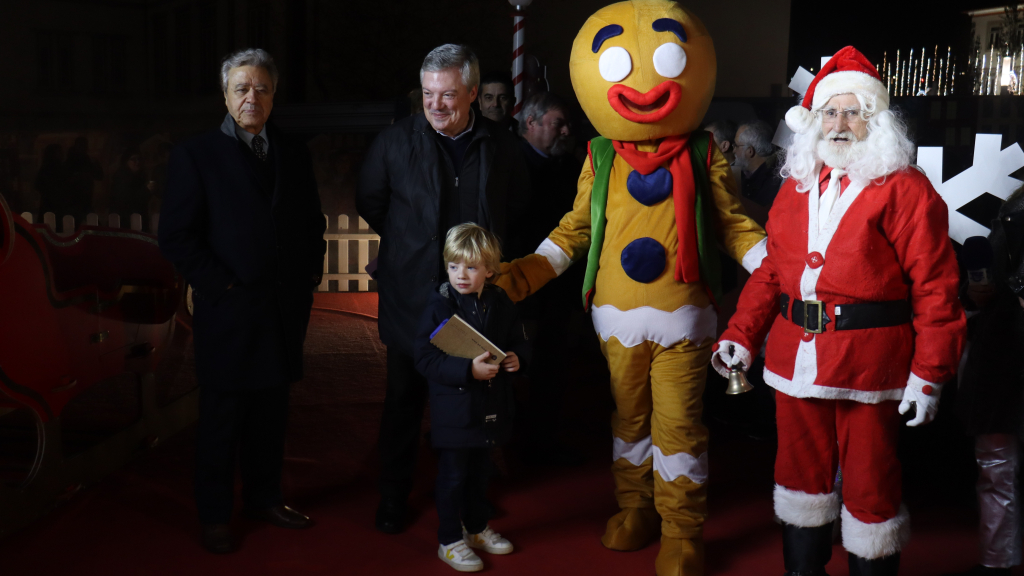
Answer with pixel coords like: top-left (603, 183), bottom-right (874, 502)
top-left (621, 238), bottom-right (666, 283)
top-left (627, 168), bottom-right (673, 206)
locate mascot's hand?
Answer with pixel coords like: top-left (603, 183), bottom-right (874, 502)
top-left (711, 340), bottom-right (751, 379)
top-left (898, 375), bottom-right (942, 427)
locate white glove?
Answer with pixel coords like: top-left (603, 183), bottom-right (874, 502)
top-left (711, 340), bottom-right (752, 379)
top-left (898, 374), bottom-right (943, 427)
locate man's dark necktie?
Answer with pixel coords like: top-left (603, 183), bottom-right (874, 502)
top-left (252, 135), bottom-right (267, 162)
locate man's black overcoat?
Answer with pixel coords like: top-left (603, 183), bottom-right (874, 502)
top-left (159, 114), bottom-right (327, 390)
top-left (357, 113), bottom-right (530, 357)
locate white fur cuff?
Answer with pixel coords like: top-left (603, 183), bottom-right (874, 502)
top-left (741, 238), bottom-right (768, 273)
top-left (841, 504), bottom-right (911, 559)
top-left (774, 484), bottom-right (840, 527)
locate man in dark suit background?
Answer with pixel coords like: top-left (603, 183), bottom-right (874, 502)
top-left (357, 43), bottom-right (530, 535)
top-left (159, 48), bottom-right (327, 554)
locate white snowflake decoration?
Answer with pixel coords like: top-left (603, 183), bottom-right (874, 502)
top-left (917, 134), bottom-right (1024, 244)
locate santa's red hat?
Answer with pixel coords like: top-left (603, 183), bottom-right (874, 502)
top-left (785, 46), bottom-right (890, 134)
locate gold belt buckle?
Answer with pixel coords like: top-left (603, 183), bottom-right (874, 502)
top-left (803, 299), bottom-right (824, 334)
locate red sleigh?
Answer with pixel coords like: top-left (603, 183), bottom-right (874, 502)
top-left (0, 193), bottom-right (194, 536)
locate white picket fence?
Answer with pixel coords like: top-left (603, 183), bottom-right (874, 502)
top-left (18, 211), bottom-right (380, 292)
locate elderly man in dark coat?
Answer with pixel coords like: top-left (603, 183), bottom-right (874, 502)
top-left (357, 43), bottom-right (530, 534)
top-left (159, 48), bottom-right (326, 554)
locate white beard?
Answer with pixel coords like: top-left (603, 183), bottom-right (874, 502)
top-left (816, 131), bottom-right (868, 169)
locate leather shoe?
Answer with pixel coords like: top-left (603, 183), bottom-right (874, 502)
top-left (245, 505), bottom-right (314, 529)
top-left (201, 523), bottom-right (236, 554)
top-left (375, 498), bottom-right (406, 534)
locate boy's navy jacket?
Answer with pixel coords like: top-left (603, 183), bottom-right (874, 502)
top-left (414, 282), bottom-right (530, 448)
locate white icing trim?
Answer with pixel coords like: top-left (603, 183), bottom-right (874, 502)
top-left (613, 435), bottom-right (652, 467)
top-left (741, 237), bottom-right (768, 273)
top-left (536, 238), bottom-right (572, 276)
top-left (774, 484), bottom-right (840, 527)
top-left (841, 504), bottom-right (910, 559)
top-left (652, 445), bottom-right (708, 485)
top-left (591, 304), bottom-right (717, 348)
top-left (764, 368), bottom-right (905, 404)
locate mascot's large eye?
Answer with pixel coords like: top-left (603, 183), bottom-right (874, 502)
top-left (653, 43), bottom-right (687, 78)
top-left (599, 46), bottom-right (632, 82)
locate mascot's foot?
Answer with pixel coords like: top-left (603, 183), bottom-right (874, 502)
top-left (601, 507), bottom-right (661, 551)
top-left (655, 536), bottom-right (704, 576)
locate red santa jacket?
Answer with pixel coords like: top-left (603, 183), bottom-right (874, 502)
top-left (720, 165), bottom-right (966, 403)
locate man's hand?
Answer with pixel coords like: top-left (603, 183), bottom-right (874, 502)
top-left (500, 352), bottom-right (519, 373)
top-left (471, 351), bottom-right (499, 380)
top-left (710, 340), bottom-right (751, 379)
top-left (898, 375), bottom-right (942, 426)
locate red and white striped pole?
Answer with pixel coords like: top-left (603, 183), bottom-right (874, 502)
top-left (509, 0), bottom-right (533, 120)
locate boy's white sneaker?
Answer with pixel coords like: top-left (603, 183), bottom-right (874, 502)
top-left (464, 525), bottom-right (514, 555)
top-left (438, 541), bottom-right (483, 572)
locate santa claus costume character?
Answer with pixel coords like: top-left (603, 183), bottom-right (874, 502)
top-left (712, 46), bottom-right (966, 576)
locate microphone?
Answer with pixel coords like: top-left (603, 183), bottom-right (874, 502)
top-left (962, 236), bottom-right (993, 287)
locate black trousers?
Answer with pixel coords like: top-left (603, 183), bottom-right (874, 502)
top-left (436, 447), bottom-right (491, 545)
top-left (377, 347), bottom-right (429, 501)
top-left (195, 384), bottom-right (290, 524)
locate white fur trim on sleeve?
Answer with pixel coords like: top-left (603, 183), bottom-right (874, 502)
top-left (841, 504), bottom-right (910, 559)
top-left (535, 238), bottom-right (572, 276)
top-left (774, 484), bottom-right (840, 527)
top-left (741, 237), bottom-right (768, 273)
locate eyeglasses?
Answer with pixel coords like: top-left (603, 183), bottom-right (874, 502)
top-left (819, 108), bottom-right (866, 123)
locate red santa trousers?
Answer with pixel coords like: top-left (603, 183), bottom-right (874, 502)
top-left (774, 392), bottom-right (910, 559)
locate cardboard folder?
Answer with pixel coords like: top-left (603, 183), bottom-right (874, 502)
top-left (429, 314), bottom-right (506, 365)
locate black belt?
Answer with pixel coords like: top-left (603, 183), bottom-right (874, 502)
top-left (779, 294), bottom-right (912, 333)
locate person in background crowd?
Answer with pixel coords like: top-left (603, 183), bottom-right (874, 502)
top-left (357, 43), bottom-right (530, 536)
top-left (35, 143), bottom-right (67, 219)
top-left (949, 206), bottom-right (1024, 576)
top-left (159, 47), bottom-right (326, 555)
top-left (109, 146), bottom-right (153, 224)
top-left (64, 136), bottom-right (102, 225)
top-left (733, 120), bottom-right (783, 212)
top-left (477, 72), bottom-right (517, 133)
top-left (705, 119), bottom-right (737, 165)
top-left (510, 91), bottom-right (586, 466)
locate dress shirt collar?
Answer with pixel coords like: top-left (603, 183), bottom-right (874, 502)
top-left (234, 121), bottom-right (269, 152)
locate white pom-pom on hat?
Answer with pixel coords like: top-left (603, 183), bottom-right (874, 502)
top-left (786, 105), bottom-right (816, 134)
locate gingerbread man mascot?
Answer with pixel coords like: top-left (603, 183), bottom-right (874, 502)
top-left (497, 2), bottom-right (767, 573)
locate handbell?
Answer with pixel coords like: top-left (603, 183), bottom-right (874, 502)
top-left (725, 365), bottom-right (754, 395)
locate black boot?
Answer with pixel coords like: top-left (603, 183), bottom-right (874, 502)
top-left (782, 522), bottom-right (834, 576)
top-left (848, 552), bottom-right (900, 576)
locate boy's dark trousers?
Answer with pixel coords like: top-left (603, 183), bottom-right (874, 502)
top-left (436, 447), bottom-right (491, 545)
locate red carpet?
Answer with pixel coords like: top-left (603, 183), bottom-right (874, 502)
top-left (0, 293), bottom-right (1014, 575)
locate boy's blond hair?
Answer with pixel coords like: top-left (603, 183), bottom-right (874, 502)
top-left (443, 223), bottom-right (501, 277)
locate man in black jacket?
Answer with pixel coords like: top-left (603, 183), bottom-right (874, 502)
top-left (357, 43), bottom-right (530, 534)
top-left (159, 48), bottom-right (326, 554)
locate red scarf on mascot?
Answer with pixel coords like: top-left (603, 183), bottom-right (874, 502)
top-left (612, 135), bottom-right (700, 283)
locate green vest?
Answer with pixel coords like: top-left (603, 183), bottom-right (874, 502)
top-left (581, 132), bottom-right (721, 310)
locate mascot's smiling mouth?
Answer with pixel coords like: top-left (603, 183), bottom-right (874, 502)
top-left (607, 81), bottom-right (682, 123)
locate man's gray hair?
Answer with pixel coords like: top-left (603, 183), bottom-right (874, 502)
top-left (519, 92), bottom-right (568, 136)
top-left (705, 119), bottom-right (737, 145)
top-left (736, 120), bottom-right (776, 157)
top-left (220, 48), bottom-right (279, 93)
top-left (420, 44), bottom-right (480, 90)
